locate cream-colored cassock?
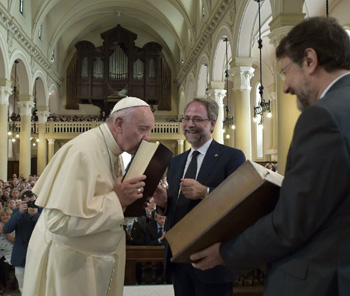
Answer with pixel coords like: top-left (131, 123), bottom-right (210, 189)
top-left (23, 123), bottom-right (127, 296)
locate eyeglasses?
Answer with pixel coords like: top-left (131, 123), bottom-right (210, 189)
top-left (278, 61), bottom-right (293, 81)
top-left (181, 116), bottom-right (210, 123)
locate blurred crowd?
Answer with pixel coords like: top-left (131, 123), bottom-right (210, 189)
top-left (8, 111), bottom-right (107, 123)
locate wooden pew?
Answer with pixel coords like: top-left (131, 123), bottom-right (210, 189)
top-left (124, 245), bottom-right (264, 295)
top-left (125, 245), bottom-right (164, 285)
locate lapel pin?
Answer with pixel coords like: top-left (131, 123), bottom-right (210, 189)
top-left (214, 154), bottom-right (219, 158)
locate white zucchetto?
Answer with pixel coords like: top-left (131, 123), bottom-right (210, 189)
top-left (111, 97), bottom-right (149, 113)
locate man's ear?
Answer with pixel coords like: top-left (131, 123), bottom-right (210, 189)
top-left (210, 119), bottom-right (216, 133)
top-left (114, 116), bottom-right (123, 133)
top-left (304, 48), bottom-right (318, 74)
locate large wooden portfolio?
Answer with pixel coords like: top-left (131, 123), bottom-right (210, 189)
top-left (124, 140), bottom-right (174, 217)
top-left (165, 160), bottom-right (284, 263)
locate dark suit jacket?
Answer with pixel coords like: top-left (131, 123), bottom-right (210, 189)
top-left (221, 74), bottom-right (350, 295)
top-left (145, 221), bottom-right (163, 246)
top-left (3, 208), bottom-right (41, 267)
top-left (165, 139), bottom-right (245, 284)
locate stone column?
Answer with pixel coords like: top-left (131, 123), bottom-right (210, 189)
top-left (18, 96), bottom-right (35, 178)
top-left (266, 84), bottom-right (278, 161)
top-left (0, 79), bottom-right (12, 181)
top-left (207, 81), bottom-right (226, 144)
top-left (36, 108), bottom-right (50, 174)
top-left (231, 58), bottom-right (255, 160)
top-left (177, 139), bottom-right (184, 156)
top-left (184, 140), bottom-right (191, 152)
top-left (269, 14), bottom-right (304, 174)
top-left (47, 139), bottom-right (55, 162)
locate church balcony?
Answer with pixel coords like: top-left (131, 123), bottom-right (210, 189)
top-left (8, 121), bottom-right (185, 141)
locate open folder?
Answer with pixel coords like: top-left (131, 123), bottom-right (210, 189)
top-left (165, 160), bottom-right (283, 263)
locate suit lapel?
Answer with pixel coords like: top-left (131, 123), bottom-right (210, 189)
top-left (171, 150), bottom-right (190, 192)
top-left (197, 140), bottom-right (221, 183)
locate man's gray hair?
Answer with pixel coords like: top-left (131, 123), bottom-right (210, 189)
top-left (184, 98), bottom-right (218, 121)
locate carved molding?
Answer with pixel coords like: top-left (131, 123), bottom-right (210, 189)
top-left (0, 10), bottom-right (62, 85)
top-left (175, 0), bottom-right (230, 86)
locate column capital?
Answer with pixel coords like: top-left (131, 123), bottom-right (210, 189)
top-left (206, 88), bottom-right (226, 106)
top-left (268, 13), bottom-right (305, 47)
top-left (18, 101), bottom-right (35, 116)
top-left (47, 138), bottom-right (55, 145)
top-left (0, 86), bottom-right (12, 105)
top-left (231, 66), bottom-right (255, 92)
top-left (37, 110), bottom-right (50, 124)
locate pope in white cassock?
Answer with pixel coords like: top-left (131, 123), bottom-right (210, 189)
top-left (22, 97), bottom-right (155, 296)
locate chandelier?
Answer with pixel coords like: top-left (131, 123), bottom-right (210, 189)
top-left (222, 37), bottom-right (235, 139)
top-left (31, 78), bottom-right (39, 146)
top-left (253, 0), bottom-right (271, 125)
top-left (8, 60), bottom-right (20, 143)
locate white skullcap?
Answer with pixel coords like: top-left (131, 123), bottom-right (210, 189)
top-left (111, 97), bottom-right (149, 113)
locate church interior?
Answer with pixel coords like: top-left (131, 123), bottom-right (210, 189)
top-left (0, 0), bottom-right (348, 295)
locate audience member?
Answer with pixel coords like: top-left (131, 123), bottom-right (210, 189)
top-left (10, 188), bottom-right (20, 200)
top-left (7, 199), bottom-right (17, 211)
top-left (1, 190), bottom-right (10, 204)
top-left (0, 207), bottom-right (14, 294)
top-left (145, 212), bottom-right (166, 246)
top-left (3, 191), bottom-right (40, 294)
top-left (128, 218), bottom-right (146, 246)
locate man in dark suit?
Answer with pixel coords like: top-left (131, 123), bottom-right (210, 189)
top-left (154, 97), bottom-right (245, 296)
top-left (3, 191), bottom-right (41, 294)
top-left (145, 212), bottom-right (166, 246)
top-left (190, 17), bottom-right (350, 296)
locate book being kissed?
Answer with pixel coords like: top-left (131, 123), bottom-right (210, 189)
top-left (123, 140), bottom-right (174, 217)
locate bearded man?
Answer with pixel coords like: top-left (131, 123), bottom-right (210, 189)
top-left (191, 17), bottom-right (350, 296)
top-left (154, 97), bottom-right (245, 296)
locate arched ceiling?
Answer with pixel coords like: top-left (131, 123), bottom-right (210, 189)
top-left (31, 0), bottom-right (198, 72)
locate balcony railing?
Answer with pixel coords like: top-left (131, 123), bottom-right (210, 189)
top-left (8, 121), bottom-right (183, 139)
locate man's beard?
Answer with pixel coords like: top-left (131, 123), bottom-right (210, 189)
top-left (184, 127), bottom-right (207, 147)
top-left (295, 83), bottom-right (312, 112)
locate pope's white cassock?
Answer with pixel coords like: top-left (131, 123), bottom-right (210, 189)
top-left (23, 123), bottom-right (126, 296)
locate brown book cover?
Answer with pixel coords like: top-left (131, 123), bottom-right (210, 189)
top-left (123, 140), bottom-right (174, 217)
top-left (165, 160), bottom-right (283, 263)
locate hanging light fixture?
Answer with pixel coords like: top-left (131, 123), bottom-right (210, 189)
top-left (253, 0), bottom-right (271, 125)
top-left (326, 0), bottom-right (329, 17)
top-left (204, 63), bottom-right (209, 92)
top-left (222, 38), bottom-right (235, 139)
top-left (8, 60), bottom-right (19, 142)
top-left (31, 79), bottom-right (39, 146)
